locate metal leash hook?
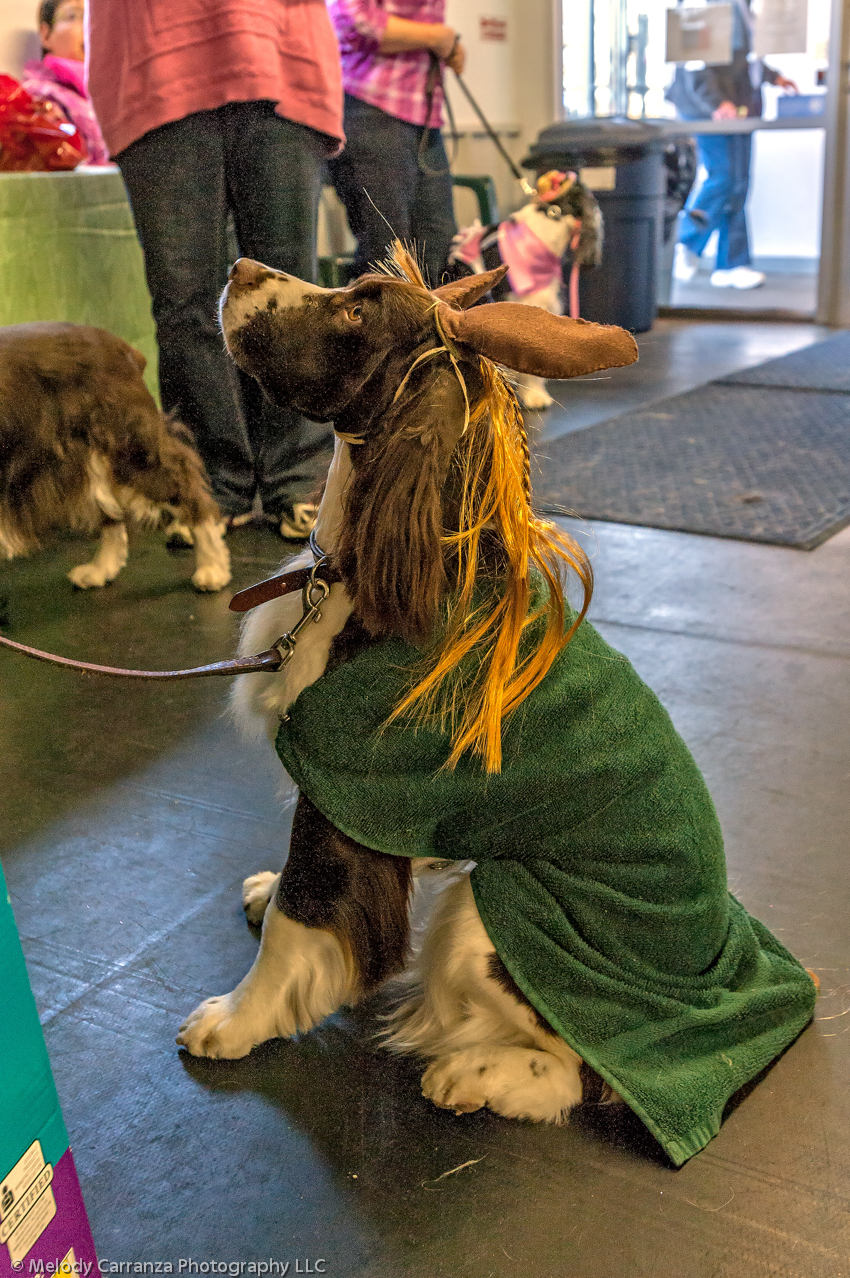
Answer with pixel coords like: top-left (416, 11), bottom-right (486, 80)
top-left (270, 559), bottom-right (331, 670)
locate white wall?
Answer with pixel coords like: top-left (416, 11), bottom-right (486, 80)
top-left (444, 0), bottom-right (560, 216)
top-left (0, 0), bottom-right (40, 76)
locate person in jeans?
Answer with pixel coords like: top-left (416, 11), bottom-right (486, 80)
top-left (328, 0), bottom-right (464, 288)
top-left (85, 1), bottom-right (344, 540)
top-left (669, 0), bottom-right (796, 291)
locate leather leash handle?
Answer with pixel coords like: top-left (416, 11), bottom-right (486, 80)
top-left (0, 632), bottom-right (284, 679)
top-left (0, 560), bottom-right (343, 680)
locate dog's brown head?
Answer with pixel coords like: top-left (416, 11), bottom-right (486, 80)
top-left (221, 246), bottom-right (637, 770)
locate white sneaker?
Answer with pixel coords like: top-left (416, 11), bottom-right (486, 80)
top-left (710, 266), bottom-right (766, 290)
top-left (673, 243), bottom-right (700, 282)
top-left (278, 503), bottom-right (318, 541)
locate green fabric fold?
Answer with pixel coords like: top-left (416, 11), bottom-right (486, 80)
top-left (273, 606), bottom-right (816, 1164)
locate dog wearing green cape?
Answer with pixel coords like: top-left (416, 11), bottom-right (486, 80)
top-left (176, 246), bottom-right (817, 1166)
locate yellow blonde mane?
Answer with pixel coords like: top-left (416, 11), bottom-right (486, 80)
top-left (378, 245), bottom-right (593, 773)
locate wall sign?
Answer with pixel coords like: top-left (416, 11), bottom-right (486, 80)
top-left (479, 16), bottom-right (508, 42)
top-left (753, 0), bottom-right (809, 56)
top-left (666, 4), bottom-right (734, 65)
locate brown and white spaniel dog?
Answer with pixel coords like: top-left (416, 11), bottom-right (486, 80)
top-left (175, 249), bottom-right (637, 1125)
top-left (0, 323), bottom-right (230, 592)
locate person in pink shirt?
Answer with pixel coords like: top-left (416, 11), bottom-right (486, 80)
top-left (85, 0), bottom-right (344, 539)
top-left (328, 0), bottom-right (465, 287)
top-left (21, 0), bottom-right (109, 165)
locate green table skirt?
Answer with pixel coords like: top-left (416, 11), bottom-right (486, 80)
top-left (0, 168), bottom-right (157, 397)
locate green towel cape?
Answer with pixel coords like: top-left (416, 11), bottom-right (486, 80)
top-left (274, 609), bottom-right (815, 1165)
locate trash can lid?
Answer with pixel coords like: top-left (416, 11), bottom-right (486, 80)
top-left (523, 117), bottom-right (665, 169)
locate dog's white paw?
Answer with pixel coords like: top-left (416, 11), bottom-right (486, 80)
top-left (176, 991), bottom-right (275, 1059)
top-left (242, 871), bottom-right (281, 925)
top-left (519, 386), bottom-right (554, 411)
top-left (421, 1046), bottom-right (583, 1122)
top-left (191, 562), bottom-right (232, 592)
top-left (68, 561), bottom-right (113, 589)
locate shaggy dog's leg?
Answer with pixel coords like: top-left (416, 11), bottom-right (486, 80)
top-left (67, 519), bottom-right (129, 588)
top-left (189, 517), bottom-right (232, 592)
top-left (177, 795), bottom-right (411, 1059)
top-left (516, 373), bottom-right (554, 412)
top-left (513, 281), bottom-right (564, 412)
top-left (386, 874), bottom-right (584, 1122)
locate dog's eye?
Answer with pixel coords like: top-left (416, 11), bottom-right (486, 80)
top-left (345, 304), bottom-right (363, 323)
top-left (546, 206), bottom-right (563, 220)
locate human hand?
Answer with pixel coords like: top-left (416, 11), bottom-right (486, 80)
top-left (774, 75), bottom-right (798, 92)
top-left (431, 24), bottom-right (459, 60)
top-left (446, 38), bottom-right (466, 74)
top-left (712, 100), bottom-right (740, 120)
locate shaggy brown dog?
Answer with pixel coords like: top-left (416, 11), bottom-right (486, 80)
top-left (0, 322), bottom-right (230, 591)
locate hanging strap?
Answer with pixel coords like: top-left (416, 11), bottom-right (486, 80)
top-left (450, 70), bottom-right (536, 197)
top-left (418, 51), bottom-right (459, 177)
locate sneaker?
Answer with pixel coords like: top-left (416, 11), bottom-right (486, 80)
top-left (214, 511), bottom-right (254, 536)
top-left (278, 503), bottom-right (318, 541)
top-left (673, 243), bottom-right (700, 282)
top-left (710, 266), bottom-right (766, 290)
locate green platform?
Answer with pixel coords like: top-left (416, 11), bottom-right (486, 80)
top-left (0, 168), bottom-right (157, 396)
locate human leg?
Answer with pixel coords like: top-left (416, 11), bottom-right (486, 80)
top-left (328, 96), bottom-right (420, 273)
top-left (223, 102), bottom-right (334, 525)
top-left (715, 133), bottom-right (752, 270)
top-left (116, 114), bottom-right (255, 517)
top-left (677, 135), bottom-right (734, 258)
top-left (409, 128), bottom-right (457, 287)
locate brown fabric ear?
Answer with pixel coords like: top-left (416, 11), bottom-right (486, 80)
top-left (436, 301), bottom-right (638, 380)
top-left (431, 265), bottom-right (509, 310)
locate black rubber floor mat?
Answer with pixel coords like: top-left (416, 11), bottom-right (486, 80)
top-left (717, 331), bottom-right (850, 392)
top-left (533, 383), bottom-right (850, 549)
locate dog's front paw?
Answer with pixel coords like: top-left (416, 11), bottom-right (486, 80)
top-left (176, 992), bottom-right (271, 1059)
top-left (242, 871), bottom-right (281, 925)
top-left (422, 1046), bottom-right (583, 1122)
top-left (519, 385), bottom-right (554, 411)
top-left (191, 562), bottom-right (232, 592)
top-left (68, 562), bottom-right (113, 589)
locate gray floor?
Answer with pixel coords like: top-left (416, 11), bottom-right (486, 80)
top-left (1, 318), bottom-right (848, 1275)
top-left (669, 267), bottom-right (818, 316)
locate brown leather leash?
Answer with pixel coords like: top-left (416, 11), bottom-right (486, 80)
top-left (0, 556), bottom-right (341, 681)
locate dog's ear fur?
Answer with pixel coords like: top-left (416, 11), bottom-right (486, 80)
top-left (436, 301), bottom-right (637, 380)
top-left (336, 364), bottom-right (469, 644)
top-left (431, 265), bottom-right (509, 310)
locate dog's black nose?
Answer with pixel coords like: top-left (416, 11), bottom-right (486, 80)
top-left (229, 258), bottom-right (278, 288)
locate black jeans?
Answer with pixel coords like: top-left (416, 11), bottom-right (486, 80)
top-left (328, 95), bottom-right (456, 288)
top-left (118, 101), bottom-right (334, 518)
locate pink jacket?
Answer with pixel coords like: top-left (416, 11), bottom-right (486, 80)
top-left (22, 55), bottom-right (110, 165)
top-left (85, 0), bottom-right (344, 159)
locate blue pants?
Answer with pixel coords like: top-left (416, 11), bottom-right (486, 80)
top-left (678, 133), bottom-right (753, 271)
top-left (328, 95), bottom-right (457, 288)
top-left (118, 102), bottom-right (334, 519)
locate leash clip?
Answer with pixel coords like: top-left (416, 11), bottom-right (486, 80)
top-left (270, 557), bottom-right (331, 669)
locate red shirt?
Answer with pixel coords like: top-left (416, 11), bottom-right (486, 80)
top-left (86, 0), bottom-right (344, 159)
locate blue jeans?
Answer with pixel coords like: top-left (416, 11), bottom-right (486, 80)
top-left (118, 102), bottom-right (334, 519)
top-left (328, 95), bottom-right (457, 288)
top-left (678, 133), bottom-right (753, 271)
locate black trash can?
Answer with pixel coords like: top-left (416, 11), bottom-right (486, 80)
top-left (523, 119), bottom-right (665, 332)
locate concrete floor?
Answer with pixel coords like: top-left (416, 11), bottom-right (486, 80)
top-left (1, 318), bottom-right (848, 1275)
top-left (669, 269), bottom-right (818, 316)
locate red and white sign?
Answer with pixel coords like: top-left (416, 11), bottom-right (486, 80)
top-left (479, 16), bottom-right (507, 41)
